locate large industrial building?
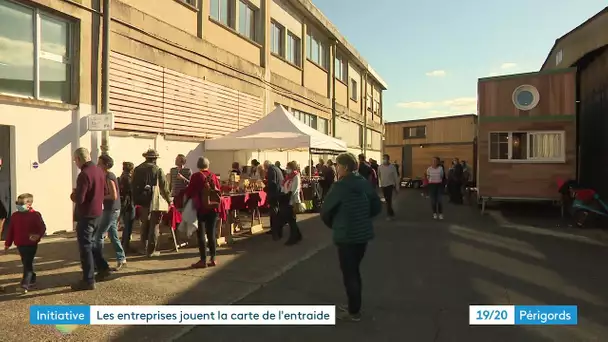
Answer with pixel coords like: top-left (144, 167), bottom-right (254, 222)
top-left (0, 0), bottom-right (386, 235)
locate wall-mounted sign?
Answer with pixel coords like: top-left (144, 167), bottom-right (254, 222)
top-left (88, 113), bottom-right (115, 131)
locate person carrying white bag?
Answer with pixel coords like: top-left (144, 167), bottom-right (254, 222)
top-left (178, 198), bottom-right (198, 238)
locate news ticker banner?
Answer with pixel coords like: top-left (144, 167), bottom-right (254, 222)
top-left (30, 305), bottom-right (336, 326)
top-left (469, 305), bottom-right (578, 325)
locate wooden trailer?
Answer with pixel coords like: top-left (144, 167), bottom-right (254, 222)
top-left (477, 68), bottom-right (577, 214)
top-left (384, 114), bottom-right (477, 182)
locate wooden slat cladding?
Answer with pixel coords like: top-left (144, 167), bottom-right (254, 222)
top-left (477, 121), bottom-right (576, 199)
top-left (478, 70), bottom-right (576, 118)
top-left (109, 52), bottom-right (263, 138)
top-left (411, 144), bottom-right (474, 179)
top-left (477, 71), bottom-right (577, 200)
top-left (109, 53), bottom-right (164, 132)
top-left (384, 115), bottom-right (476, 146)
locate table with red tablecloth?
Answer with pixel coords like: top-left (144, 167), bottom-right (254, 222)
top-left (221, 191), bottom-right (267, 236)
top-left (136, 191), bottom-right (267, 249)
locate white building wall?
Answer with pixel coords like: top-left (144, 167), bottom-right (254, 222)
top-left (0, 103), bottom-right (95, 235)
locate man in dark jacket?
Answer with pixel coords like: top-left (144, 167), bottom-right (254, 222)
top-left (132, 149), bottom-right (171, 257)
top-left (321, 152), bottom-right (382, 322)
top-left (70, 147), bottom-right (110, 291)
top-left (264, 160), bottom-right (284, 240)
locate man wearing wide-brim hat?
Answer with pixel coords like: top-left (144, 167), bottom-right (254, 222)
top-left (131, 149), bottom-right (171, 257)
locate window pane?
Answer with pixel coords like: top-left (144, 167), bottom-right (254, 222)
top-left (286, 34), bottom-right (299, 65)
top-left (238, 2), bottom-right (254, 40)
top-left (319, 43), bottom-right (325, 68)
top-left (334, 58), bottom-right (341, 79)
top-left (220, 0), bottom-right (229, 24)
top-left (530, 133), bottom-right (563, 159)
top-left (41, 15), bottom-right (68, 57)
top-left (306, 34), bottom-right (311, 59)
top-left (210, 0), bottom-right (219, 20)
top-left (40, 58), bottom-right (69, 102)
top-left (0, 0), bottom-right (34, 97)
top-left (511, 132), bottom-right (527, 160)
top-left (270, 24), bottom-right (279, 54)
top-left (311, 38), bottom-right (319, 63)
top-left (499, 143), bottom-right (509, 159)
top-left (318, 118), bottom-right (327, 134)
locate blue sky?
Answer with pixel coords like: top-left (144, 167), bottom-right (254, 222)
top-left (312, 0), bottom-right (607, 122)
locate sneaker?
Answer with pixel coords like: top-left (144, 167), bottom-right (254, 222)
top-left (19, 284), bottom-right (29, 294)
top-left (438, 214), bottom-right (444, 220)
top-left (95, 269), bottom-right (112, 282)
top-left (191, 260), bottom-right (208, 269)
top-left (386, 217), bottom-right (393, 221)
top-left (336, 310), bottom-right (361, 322)
top-left (433, 213), bottom-right (438, 219)
top-left (71, 281), bottom-right (96, 291)
top-left (207, 260), bottom-right (217, 267)
top-left (114, 260), bottom-right (127, 271)
top-left (147, 251), bottom-right (161, 258)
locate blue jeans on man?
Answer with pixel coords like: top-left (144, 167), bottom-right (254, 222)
top-left (76, 217), bottom-right (109, 285)
top-left (94, 209), bottom-right (126, 264)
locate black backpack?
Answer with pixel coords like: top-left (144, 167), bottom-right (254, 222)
top-left (132, 165), bottom-right (158, 206)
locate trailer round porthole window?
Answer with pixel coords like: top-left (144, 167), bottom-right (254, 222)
top-left (512, 85), bottom-right (540, 111)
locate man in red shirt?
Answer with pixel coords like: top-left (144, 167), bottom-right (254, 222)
top-left (70, 147), bottom-right (110, 291)
top-left (4, 193), bottom-right (46, 293)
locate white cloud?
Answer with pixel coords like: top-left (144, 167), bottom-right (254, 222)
top-left (500, 62), bottom-right (517, 69)
top-left (396, 97), bottom-right (477, 115)
top-left (425, 70), bottom-right (446, 77)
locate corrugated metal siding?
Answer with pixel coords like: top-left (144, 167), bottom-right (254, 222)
top-left (109, 52), bottom-right (263, 138)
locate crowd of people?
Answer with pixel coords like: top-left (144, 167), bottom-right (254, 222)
top-left (2, 147), bottom-right (403, 322)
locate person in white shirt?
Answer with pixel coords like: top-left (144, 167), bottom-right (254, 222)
top-left (425, 157), bottom-right (444, 220)
top-left (378, 154), bottom-right (400, 220)
top-left (280, 161), bottom-right (303, 245)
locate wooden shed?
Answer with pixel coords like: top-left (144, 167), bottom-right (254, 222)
top-left (384, 114), bottom-right (477, 180)
top-left (477, 68), bottom-right (577, 212)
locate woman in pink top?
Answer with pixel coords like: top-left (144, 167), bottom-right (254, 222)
top-left (425, 157), bottom-right (444, 220)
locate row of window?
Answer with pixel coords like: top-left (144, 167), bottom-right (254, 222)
top-left (210, 0), bottom-right (257, 41)
top-left (489, 131), bottom-right (565, 162)
top-left (0, 0), bottom-right (381, 116)
top-left (291, 109), bottom-right (329, 135)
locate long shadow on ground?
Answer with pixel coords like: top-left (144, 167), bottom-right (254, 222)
top-left (174, 191), bottom-right (608, 342)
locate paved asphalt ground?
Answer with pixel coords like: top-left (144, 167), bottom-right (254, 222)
top-left (177, 191), bottom-right (608, 342)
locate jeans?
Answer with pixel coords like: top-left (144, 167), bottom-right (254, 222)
top-left (121, 205), bottom-right (136, 248)
top-left (381, 185), bottom-right (395, 217)
top-left (95, 209), bottom-right (126, 262)
top-left (280, 203), bottom-right (301, 242)
top-left (337, 243), bottom-right (367, 315)
top-left (428, 183), bottom-right (443, 214)
top-left (76, 217), bottom-right (109, 284)
top-left (17, 245), bottom-right (38, 286)
top-left (196, 212), bottom-right (218, 262)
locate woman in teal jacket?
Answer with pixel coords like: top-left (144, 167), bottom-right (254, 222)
top-left (321, 152), bottom-right (382, 321)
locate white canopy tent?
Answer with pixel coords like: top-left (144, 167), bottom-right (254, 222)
top-left (204, 105), bottom-right (347, 154)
